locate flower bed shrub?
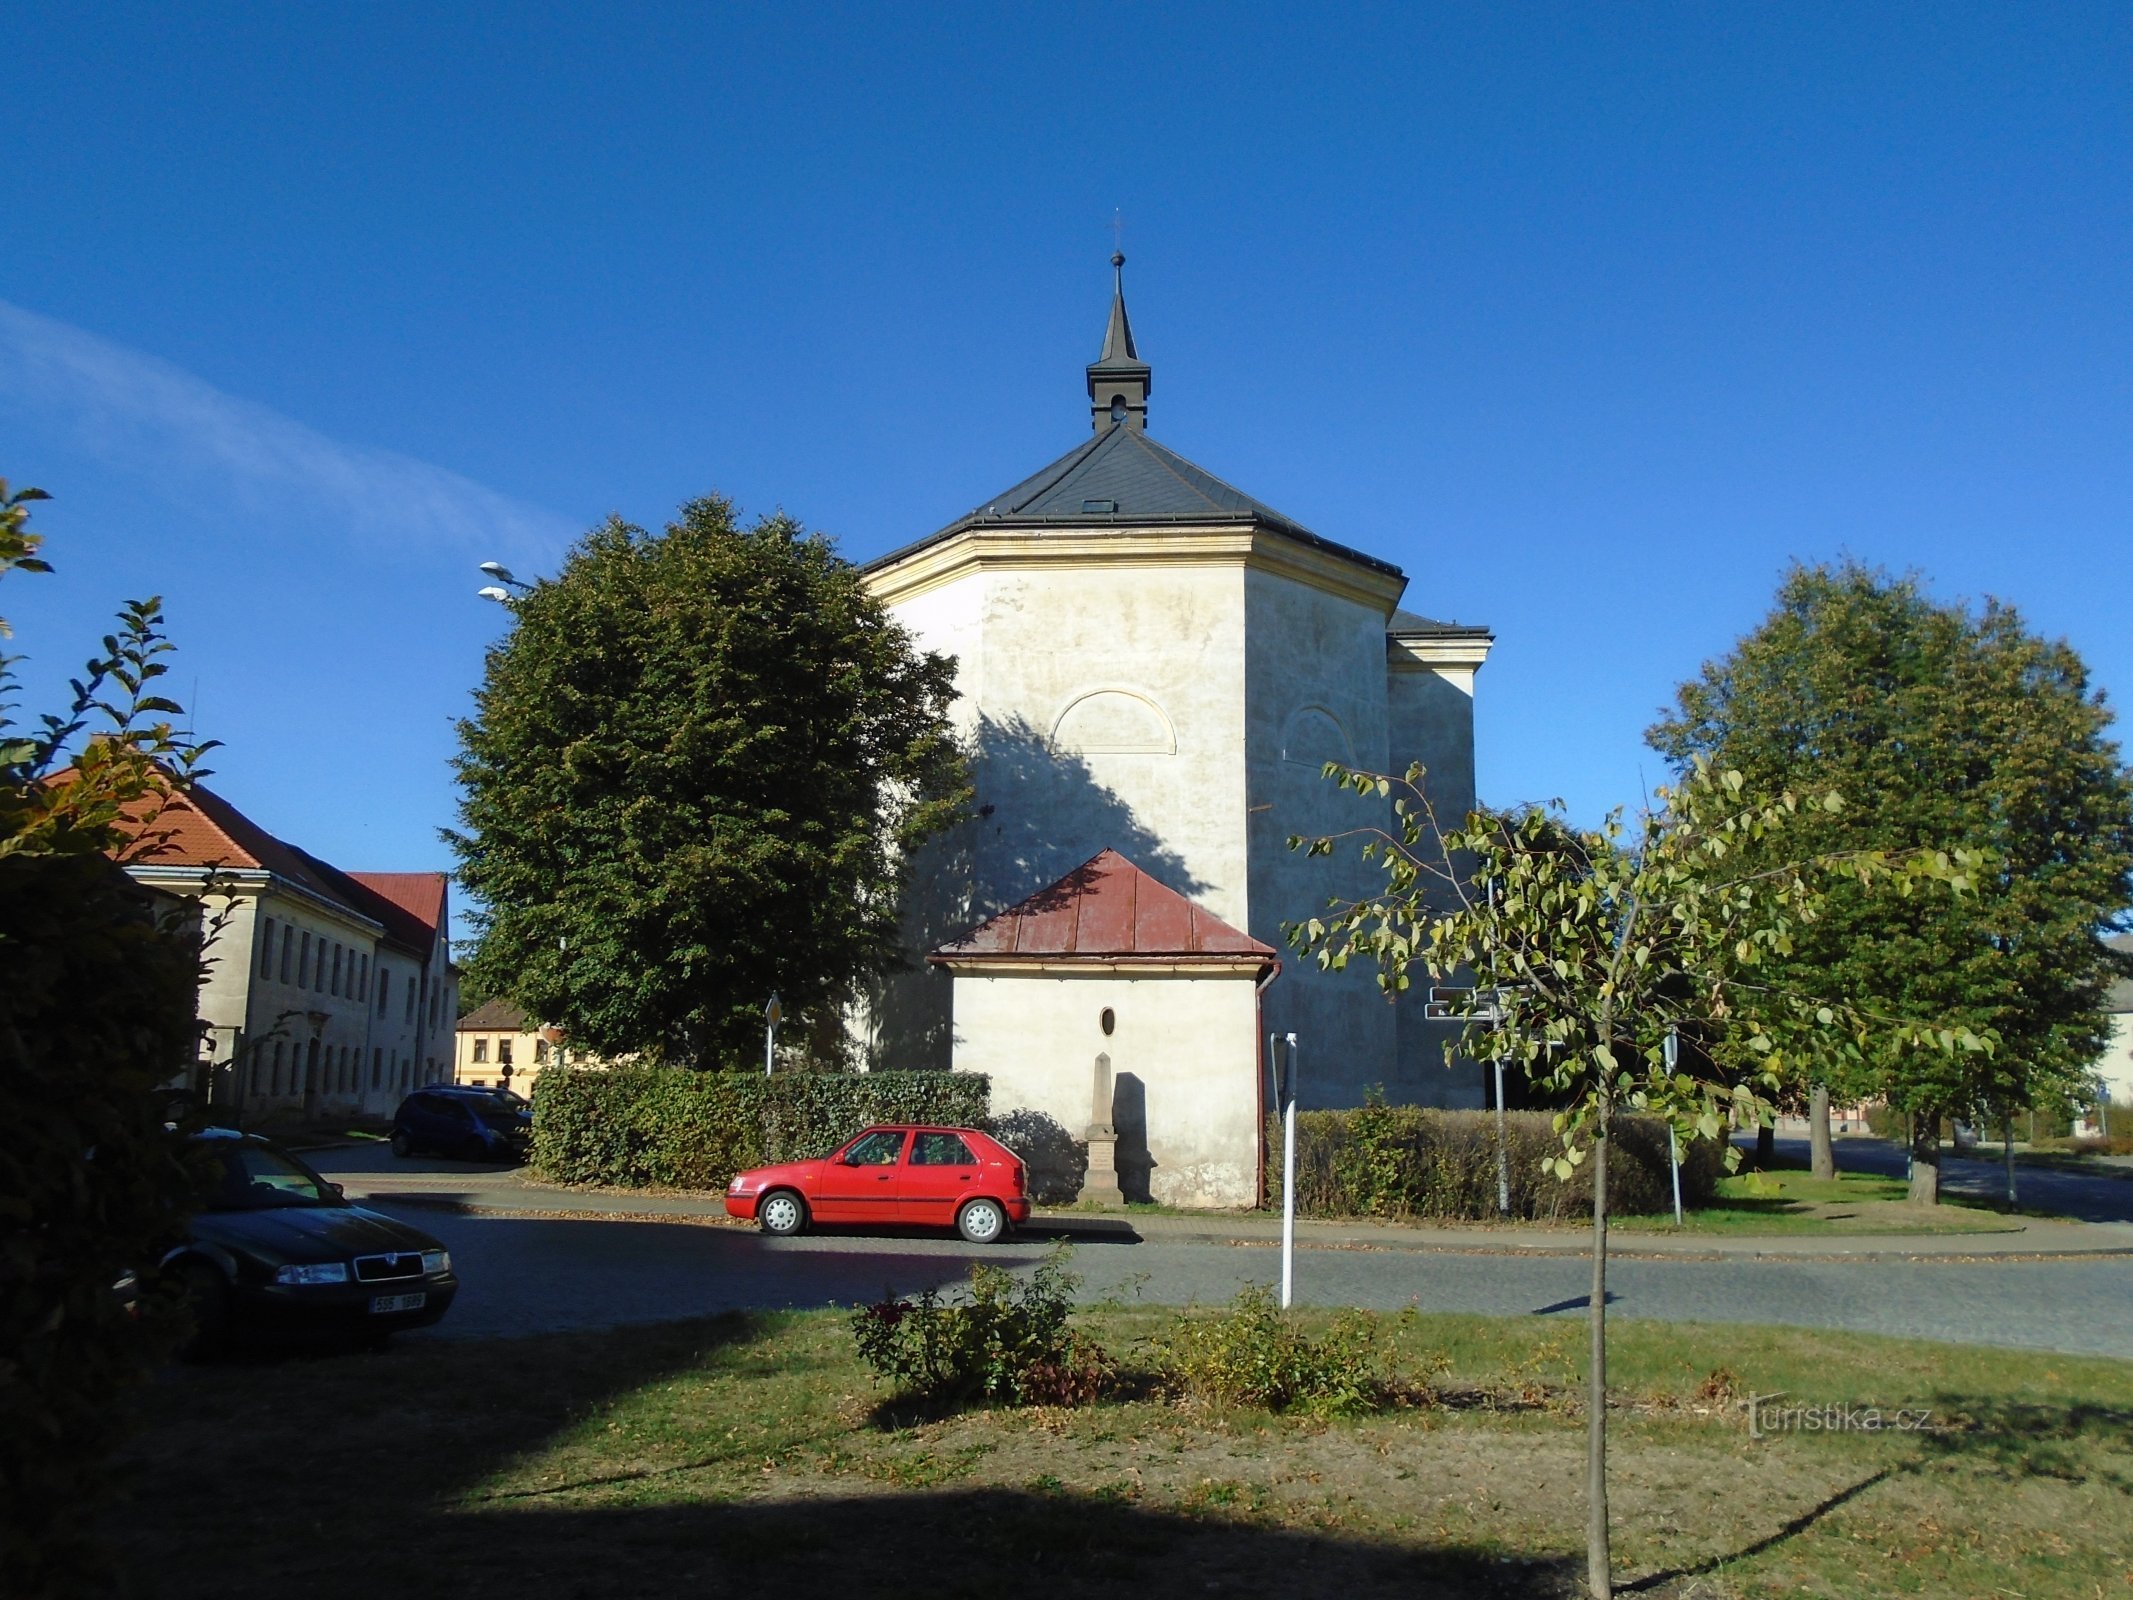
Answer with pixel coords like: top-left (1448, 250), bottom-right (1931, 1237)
top-left (1267, 1098), bottom-right (1725, 1221)
top-left (850, 1251), bottom-right (1113, 1407)
top-left (529, 1065), bottom-right (990, 1190)
top-left (1152, 1286), bottom-right (1426, 1416)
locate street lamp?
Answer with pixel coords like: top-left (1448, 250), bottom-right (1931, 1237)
top-left (476, 561), bottom-right (533, 604)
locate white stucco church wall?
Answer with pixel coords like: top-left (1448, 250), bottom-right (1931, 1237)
top-left (947, 967), bottom-right (1264, 1208)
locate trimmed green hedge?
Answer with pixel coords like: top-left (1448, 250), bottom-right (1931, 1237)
top-left (1267, 1102), bottom-right (1726, 1221)
top-left (529, 1066), bottom-right (992, 1191)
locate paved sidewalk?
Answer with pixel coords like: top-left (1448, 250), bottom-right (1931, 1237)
top-left (324, 1161), bottom-right (2133, 1262)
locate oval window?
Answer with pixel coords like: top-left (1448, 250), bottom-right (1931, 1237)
top-left (1100, 1007), bottom-right (1116, 1036)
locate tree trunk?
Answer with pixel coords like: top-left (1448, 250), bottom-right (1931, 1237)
top-left (1586, 1101), bottom-right (1612, 1600)
top-left (1754, 1121), bottom-right (1776, 1169)
top-left (1809, 1084), bottom-right (1835, 1181)
top-left (1907, 1112), bottom-right (1941, 1205)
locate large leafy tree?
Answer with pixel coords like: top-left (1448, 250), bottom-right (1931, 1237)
top-left (1289, 759), bottom-right (1981, 1600)
top-left (448, 496), bottom-right (966, 1066)
top-left (1648, 563), bottom-right (2133, 1199)
top-left (2, 479), bottom-right (217, 1596)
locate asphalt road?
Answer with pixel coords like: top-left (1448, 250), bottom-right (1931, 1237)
top-left (314, 1145), bottom-right (2133, 1361)
top-left (379, 1206), bottom-right (2131, 1357)
top-left (1782, 1134), bottom-right (2133, 1224)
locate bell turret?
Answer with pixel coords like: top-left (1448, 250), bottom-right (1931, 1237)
top-left (1086, 251), bottom-right (1151, 432)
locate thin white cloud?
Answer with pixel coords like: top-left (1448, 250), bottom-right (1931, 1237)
top-left (0, 299), bottom-right (577, 563)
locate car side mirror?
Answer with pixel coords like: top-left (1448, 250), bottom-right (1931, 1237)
top-left (329, 1183), bottom-right (345, 1198)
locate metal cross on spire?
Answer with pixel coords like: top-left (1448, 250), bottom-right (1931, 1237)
top-left (1111, 208), bottom-right (1124, 261)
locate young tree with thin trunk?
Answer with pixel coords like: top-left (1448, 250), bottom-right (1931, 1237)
top-left (1289, 759), bottom-right (1983, 1599)
top-left (1649, 563), bottom-right (2133, 1202)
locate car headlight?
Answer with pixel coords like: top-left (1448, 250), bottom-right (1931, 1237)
top-left (272, 1262), bottom-right (350, 1285)
top-left (421, 1250), bottom-right (450, 1274)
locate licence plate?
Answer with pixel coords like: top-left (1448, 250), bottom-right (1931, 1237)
top-left (369, 1292), bottom-right (427, 1314)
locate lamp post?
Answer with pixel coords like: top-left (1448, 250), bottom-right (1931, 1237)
top-left (477, 561), bottom-right (530, 599)
top-left (304, 1009), bottom-right (328, 1115)
top-left (1664, 1028), bottom-right (1684, 1228)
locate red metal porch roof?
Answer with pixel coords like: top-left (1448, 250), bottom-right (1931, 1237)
top-left (930, 848), bottom-right (1276, 965)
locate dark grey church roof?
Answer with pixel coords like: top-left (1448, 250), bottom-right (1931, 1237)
top-left (1389, 607), bottom-right (1495, 640)
top-left (867, 424), bottom-right (1404, 580)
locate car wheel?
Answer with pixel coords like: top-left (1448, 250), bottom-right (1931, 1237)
top-left (390, 1131), bottom-right (413, 1158)
top-left (177, 1260), bottom-right (230, 1361)
top-left (957, 1197), bottom-right (1008, 1245)
top-left (757, 1189), bottom-right (808, 1237)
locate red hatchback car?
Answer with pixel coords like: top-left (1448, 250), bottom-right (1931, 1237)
top-left (724, 1125), bottom-right (1031, 1243)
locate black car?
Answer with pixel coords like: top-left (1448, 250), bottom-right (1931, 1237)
top-left (390, 1085), bottom-right (532, 1161)
top-left (169, 1132), bottom-right (458, 1354)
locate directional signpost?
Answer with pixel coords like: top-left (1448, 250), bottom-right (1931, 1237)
top-left (1426, 986), bottom-right (1511, 1214)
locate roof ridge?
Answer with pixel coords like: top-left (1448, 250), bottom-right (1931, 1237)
top-left (997, 429), bottom-right (1111, 517)
top-left (1134, 431), bottom-right (1233, 517)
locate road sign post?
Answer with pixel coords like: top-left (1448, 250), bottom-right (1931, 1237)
top-left (1269, 1032), bottom-right (1299, 1309)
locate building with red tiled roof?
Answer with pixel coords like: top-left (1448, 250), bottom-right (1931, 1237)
top-left (930, 850), bottom-right (1278, 1208)
top-left (112, 776), bottom-right (457, 1119)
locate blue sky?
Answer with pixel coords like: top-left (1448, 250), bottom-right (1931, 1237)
top-left (4, 5), bottom-right (2129, 918)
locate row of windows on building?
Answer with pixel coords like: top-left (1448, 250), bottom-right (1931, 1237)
top-left (256, 915), bottom-right (442, 1030)
top-left (468, 1037), bottom-right (555, 1065)
top-left (248, 1037), bottom-right (441, 1100)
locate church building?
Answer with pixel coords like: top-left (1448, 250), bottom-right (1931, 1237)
top-left (860, 256), bottom-right (1493, 1206)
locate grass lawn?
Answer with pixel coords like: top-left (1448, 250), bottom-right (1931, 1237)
top-left (1615, 1166), bottom-right (2024, 1236)
top-left (2015, 1148), bottom-right (2133, 1180)
top-left (110, 1301), bottom-right (2132, 1599)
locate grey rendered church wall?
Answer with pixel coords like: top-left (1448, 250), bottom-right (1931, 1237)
top-left (861, 575), bottom-right (987, 1069)
top-left (864, 544), bottom-right (1484, 1111)
top-left (1241, 568), bottom-right (1405, 1109)
top-left (1387, 661), bottom-right (1487, 1108)
top-left (966, 560), bottom-right (1250, 929)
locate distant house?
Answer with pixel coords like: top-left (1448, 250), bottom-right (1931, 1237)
top-left (109, 776), bottom-right (457, 1118)
top-left (454, 997), bottom-right (570, 1095)
top-left (2087, 933), bottom-right (2133, 1134)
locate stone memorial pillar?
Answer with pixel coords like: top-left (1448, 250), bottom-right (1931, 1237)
top-left (1080, 1050), bottom-right (1125, 1205)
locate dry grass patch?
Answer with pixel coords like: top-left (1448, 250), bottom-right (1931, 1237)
top-left (106, 1307), bottom-right (2133, 1600)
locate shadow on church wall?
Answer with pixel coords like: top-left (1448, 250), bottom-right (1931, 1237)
top-left (861, 713), bottom-right (1206, 1073)
top-left (1112, 1070), bottom-right (1153, 1203)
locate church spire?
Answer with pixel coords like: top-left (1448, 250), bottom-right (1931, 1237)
top-left (1086, 251), bottom-right (1151, 432)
